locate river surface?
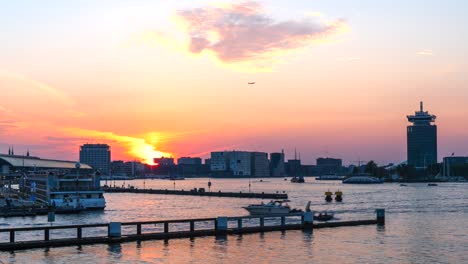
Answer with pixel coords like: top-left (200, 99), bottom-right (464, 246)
top-left (1, 178), bottom-right (467, 263)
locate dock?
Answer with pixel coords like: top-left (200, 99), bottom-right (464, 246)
top-left (103, 187), bottom-right (288, 199)
top-left (0, 209), bottom-right (385, 251)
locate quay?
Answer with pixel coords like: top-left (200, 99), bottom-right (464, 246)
top-left (0, 209), bottom-right (385, 251)
top-left (103, 187), bottom-right (288, 199)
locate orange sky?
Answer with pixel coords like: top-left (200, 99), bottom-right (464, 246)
top-left (1, 1), bottom-right (468, 165)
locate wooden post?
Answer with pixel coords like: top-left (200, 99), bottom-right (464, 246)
top-left (303, 212), bottom-right (313, 230)
top-left (77, 227), bottom-right (82, 239)
top-left (10, 230), bottom-right (15, 243)
top-left (237, 218), bottom-right (242, 229)
top-left (190, 221), bottom-right (195, 232)
top-left (376, 209), bottom-right (385, 224)
top-left (109, 222), bottom-right (122, 238)
top-left (216, 217), bottom-right (228, 234)
top-left (164, 222), bottom-right (169, 233)
top-left (137, 224), bottom-right (142, 235)
top-left (44, 228), bottom-right (50, 241)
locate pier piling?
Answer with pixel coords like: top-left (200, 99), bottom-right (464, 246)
top-left (109, 222), bottom-right (121, 238)
top-left (303, 211), bottom-right (313, 229)
top-left (376, 209), bottom-right (385, 224)
top-left (216, 217), bottom-right (228, 234)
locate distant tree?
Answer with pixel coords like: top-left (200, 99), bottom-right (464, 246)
top-left (396, 164), bottom-right (417, 181)
top-left (365, 161), bottom-right (378, 176)
top-left (352, 166), bottom-right (359, 174)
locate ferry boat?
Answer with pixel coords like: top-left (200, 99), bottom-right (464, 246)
top-left (316, 174), bottom-right (345, 181)
top-left (342, 173), bottom-right (383, 184)
top-left (20, 171), bottom-right (106, 210)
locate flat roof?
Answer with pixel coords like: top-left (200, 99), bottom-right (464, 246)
top-left (0, 154), bottom-right (92, 170)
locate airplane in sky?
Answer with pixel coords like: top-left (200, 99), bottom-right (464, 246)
top-left (248, 82), bottom-right (256, 85)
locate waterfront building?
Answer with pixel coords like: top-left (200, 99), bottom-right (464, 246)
top-left (251, 152), bottom-right (270, 177)
top-left (442, 156), bottom-right (468, 177)
top-left (177, 157), bottom-right (202, 165)
top-left (286, 159), bottom-right (302, 176)
top-left (79, 144), bottom-right (111, 175)
top-left (210, 152), bottom-right (230, 172)
top-left (210, 151), bottom-right (254, 177)
top-left (124, 161), bottom-right (146, 177)
top-left (229, 151), bottom-right (251, 176)
top-left (153, 157), bottom-right (175, 166)
top-left (270, 151), bottom-right (285, 177)
top-left (176, 157), bottom-right (203, 176)
top-left (0, 153), bottom-right (92, 175)
top-left (316, 157), bottom-right (343, 174)
top-left (406, 102), bottom-right (437, 168)
top-left (110, 160), bottom-right (126, 176)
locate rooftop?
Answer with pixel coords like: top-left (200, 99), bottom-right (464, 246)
top-left (0, 154), bottom-right (92, 170)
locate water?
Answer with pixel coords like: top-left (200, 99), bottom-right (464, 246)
top-left (1, 178), bottom-right (467, 263)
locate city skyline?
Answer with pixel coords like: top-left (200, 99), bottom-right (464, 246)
top-left (1, 0), bottom-right (468, 165)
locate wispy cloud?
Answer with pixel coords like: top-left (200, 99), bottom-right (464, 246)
top-left (0, 70), bottom-right (86, 118)
top-left (178, 1), bottom-right (347, 62)
top-left (139, 1), bottom-right (348, 71)
top-left (416, 49), bottom-right (434, 56)
top-left (0, 120), bottom-right (18, 133)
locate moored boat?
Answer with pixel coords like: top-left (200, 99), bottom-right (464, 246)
top-left (291, 176), bottom-right (305, 183)
top-left (243, 200), bottom-right (291, 215)
top-left (314, 211), bottom-right (334, 221)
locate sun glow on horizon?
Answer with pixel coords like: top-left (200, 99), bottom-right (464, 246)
top-left (63, 128), bottom-right (172, 165)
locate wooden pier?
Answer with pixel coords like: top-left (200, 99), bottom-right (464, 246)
top-left (103, 187), bottom-right (288, 199)
top-left (0, 209), bottom-right (385, 251)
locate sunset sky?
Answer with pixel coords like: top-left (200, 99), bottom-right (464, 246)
top-left (1, 0), bottom-right (467, 165)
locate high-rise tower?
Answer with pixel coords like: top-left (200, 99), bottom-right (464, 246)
top-left (406, 102), bottom-right (437, 168)
top-left (79, 144), bottom-right (111, 175)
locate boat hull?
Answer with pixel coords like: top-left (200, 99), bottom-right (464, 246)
top-left (243, 207), bottom-right (290, 215)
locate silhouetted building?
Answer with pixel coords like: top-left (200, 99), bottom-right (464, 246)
top-left (442, 156), bottom-right (468, 177)
top-left (270, 151), bottom-right (285, 177)
top-left (251, 152), bottom-right (269, 177)
top-left (153, 157), bottom-right (174, 166)
top-left (176, 157), bottom-right (203, 176)
top-left (210, 151), bottom-right (264, 177)
top-left (316, 157), bottom-right (342, 174)
top-left (229, 151), bottom-right (251, 176)
top-left (124, 161), bottom-right (146, 177)
top-left (286, 159), bottom-right (301, 176)
top-left (407, 102), bottom-right (437, 168)
top-left (210, 152), bottom-right (229, 172)
top-left (110, 160), bottom-right (126, 176)
top-left (177, 157), bottom-right (202, 165)
top-left (79, 144), bottom-right (111, 175)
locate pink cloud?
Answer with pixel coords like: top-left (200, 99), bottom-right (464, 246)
top-left (176, 1), bottom-right (347, 62)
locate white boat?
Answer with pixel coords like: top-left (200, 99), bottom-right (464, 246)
top-left (243, 200), bottom-right (291, 215)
